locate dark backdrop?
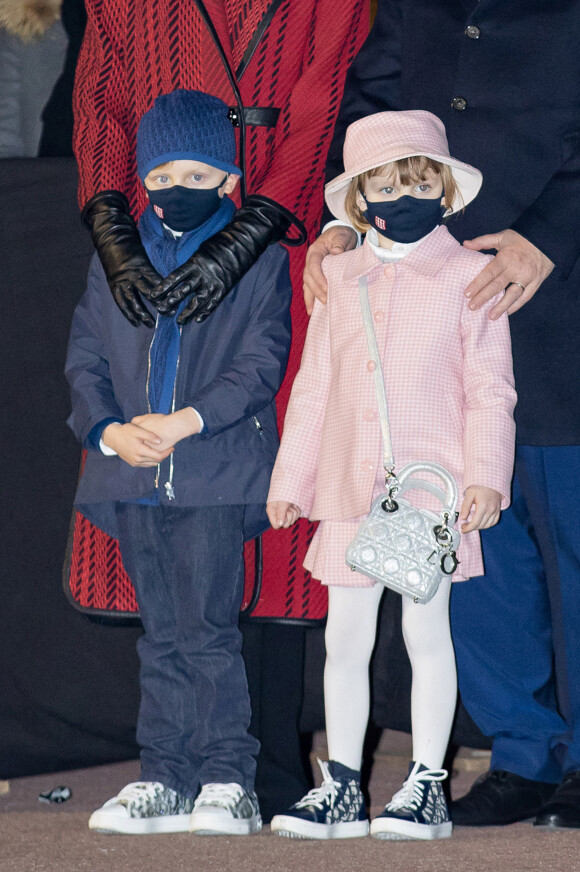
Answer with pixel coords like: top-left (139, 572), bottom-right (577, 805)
top-left (0, 158), bottom-right (142, 777)
top-left (0, 157), bottom-right (487, 780)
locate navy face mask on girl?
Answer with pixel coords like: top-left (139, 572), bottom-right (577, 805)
top-left (147, 177), bottom-right (227, 232)
top-left (363, 194), bottom-right (446, 244)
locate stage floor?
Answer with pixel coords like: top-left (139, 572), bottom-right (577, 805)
top-left (1, 731), bottom-right (576, 872)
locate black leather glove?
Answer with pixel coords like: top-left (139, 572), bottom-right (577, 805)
top-left (81, 190), bottom-right (161, 328)
top-left (151, 195), bottom-right (307, 324)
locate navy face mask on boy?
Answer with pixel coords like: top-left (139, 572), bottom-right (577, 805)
top-left (363, 194), bottom-right (446, 244)
top-left (148, 178), bottom-right (227, 232)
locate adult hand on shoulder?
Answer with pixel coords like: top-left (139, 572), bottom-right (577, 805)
top-left (102, 422), bottom-right (173, 467)
top-left (463, 229), bottom-right (554, 320)
top-left (267, 501), bottom-right (302, 529)
top-left (459, 485), bottom-right (502, 534)
top-left (151, 196), bottom-right (301, 324)
top-left (303, 225), bottom-right (357, 315)
top-left (82, 191), bottom-right (160, 329)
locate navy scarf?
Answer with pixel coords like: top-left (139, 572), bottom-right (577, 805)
top-left (138, 197), bottom-right (235, 415)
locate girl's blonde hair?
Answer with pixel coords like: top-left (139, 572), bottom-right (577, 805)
top-left (344, 156), bottom-right (461, 233)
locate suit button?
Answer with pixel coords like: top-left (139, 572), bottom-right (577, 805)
top-left (363, 408), bottom-right (377, 422)
top-left (367, 360), bottom-right (376, 372)
top-left (465, 24), bottom-right (480, 38)
top-left (451, 96), bottom-right (467, 111)
top-left (361, 460), bottom-right (374, 471)
top-left (374, 310), bottom-right (385, 323)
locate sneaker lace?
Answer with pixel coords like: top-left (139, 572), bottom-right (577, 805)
top-left (386, 761), bottom-right (448, 812)
top-left (114, 782), bottom-right (165, 807)
top-left (294, 760), bottom-right (341, 811)
top-left (194, 782), bottom-right (244, 811)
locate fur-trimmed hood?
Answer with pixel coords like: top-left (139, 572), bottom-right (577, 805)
top-left (0, 0), bottom-right (62, 41)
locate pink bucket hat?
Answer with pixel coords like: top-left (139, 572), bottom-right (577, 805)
top-left (325, 110), bottom-right (482, 222)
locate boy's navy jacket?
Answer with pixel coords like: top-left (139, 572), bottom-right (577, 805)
top-left (66, 243), bottom-right (292, 541)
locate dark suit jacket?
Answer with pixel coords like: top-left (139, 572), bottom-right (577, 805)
top-left (326, 0), bottom-right (580, 445)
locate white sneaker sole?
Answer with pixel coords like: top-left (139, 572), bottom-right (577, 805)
top-left (271, 815), bottom-right (370, 840)
top-left (189, 813), bottom-right (262, 836)
top-left (370, 818), bottom-right (452, 840)
top-left (89, 810), bottom-right (191, 835)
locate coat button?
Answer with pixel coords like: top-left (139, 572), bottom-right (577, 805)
top-left (367, 360), bottom-right (376, 372)
top-left (465, 24), bottom-right (480, 38)
top-left (363, 408), bottom-right (377, 422)
top-left (361, 460), bottom-right (374, 471)
top-left (374, 310), bottom-right (384, 323)
top-left (451, 96), bottom-right (467, 111)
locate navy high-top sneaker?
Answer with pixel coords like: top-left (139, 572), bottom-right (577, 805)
top-left (270, 759), bottom-right (369, 839)
top-left (370, 761), bottom-right (452, 840)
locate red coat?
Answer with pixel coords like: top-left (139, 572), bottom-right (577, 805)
top-left (69, 0), bottom-right (370, 621)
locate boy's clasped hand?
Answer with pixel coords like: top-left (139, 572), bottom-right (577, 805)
top-left (102, 409), bottom-right (201, 467)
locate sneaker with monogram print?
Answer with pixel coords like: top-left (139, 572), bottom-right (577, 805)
top-left (270, 759), bottom-right (369, 839)
top-left (370, 761), bottom-right (452, 840)
top-left (189, 783), bottom-right (262, 835)
top-left (88, 781), bottom-right (194, 834)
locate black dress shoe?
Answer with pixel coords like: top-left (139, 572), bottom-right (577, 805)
top-left (451, 770), bottom-right (556, 826)
top-left (534, 771), bottom-right (580, 829)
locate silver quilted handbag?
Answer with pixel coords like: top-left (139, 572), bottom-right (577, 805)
top-left (346, 460), bottom-right (461, 603)
top-left (345, 277), bottom-right (461, 604)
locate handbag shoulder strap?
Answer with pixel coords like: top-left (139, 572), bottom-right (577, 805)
top-left (358, 276), bottom-right (395, 475)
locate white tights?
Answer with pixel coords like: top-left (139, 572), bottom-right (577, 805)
top-left (324, 578), bottom-right (456, 772)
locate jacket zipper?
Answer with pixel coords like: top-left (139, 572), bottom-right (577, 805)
top-left (252, 415), bottom-right (264, 437)
top-left (163, 326), bottom-right (183, 501)
top-left (145, 317), bottom-right (180, 500)
top-left (145, 317), bottom-right (160, 493)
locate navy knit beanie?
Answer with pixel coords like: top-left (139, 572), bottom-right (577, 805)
top-left (137, 89), bottom-right (241, 181)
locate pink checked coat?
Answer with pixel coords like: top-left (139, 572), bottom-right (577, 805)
top-left (268, 225), bottom-right (517, 580)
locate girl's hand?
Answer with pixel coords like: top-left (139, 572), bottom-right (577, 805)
top-left (267, 501), bottom-right (302, 529)
top-left (459, 485), bottom-right (502, 533)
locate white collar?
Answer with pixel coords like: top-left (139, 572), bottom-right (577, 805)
top-left (366, 226), bottom-right (438, 262)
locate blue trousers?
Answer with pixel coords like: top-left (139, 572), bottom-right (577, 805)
top-left (451, 445), bottom-right (580, 783)
top-left (116, 503), bottom-right (260, 799)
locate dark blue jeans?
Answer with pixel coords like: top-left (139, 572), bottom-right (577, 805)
top-left (116, 502), bottom-right (259, 798)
